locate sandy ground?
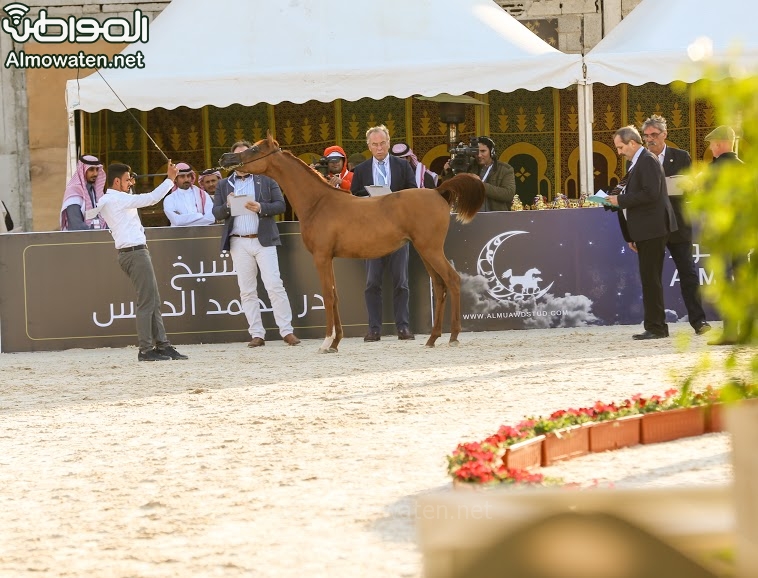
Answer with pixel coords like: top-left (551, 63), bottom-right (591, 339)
top-left (0, 324), bottom-right (745, 577)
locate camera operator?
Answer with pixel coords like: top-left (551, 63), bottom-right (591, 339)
top-left (311, 146), bottom-right (353, 193)
top-left (441, 136), bottom-right (516, 211)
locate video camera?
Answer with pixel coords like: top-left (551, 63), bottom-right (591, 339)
top-left (313, 156), bottom-right (330, 177)
top-left (448, 138), bottom-right (479, 174)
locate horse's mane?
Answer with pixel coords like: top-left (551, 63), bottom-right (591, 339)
top-left (279, 149), bottom-right (339, 191)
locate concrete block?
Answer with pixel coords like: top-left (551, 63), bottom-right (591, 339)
top-left (558, 13), bottom-right (582, 34)
top-left (558, 32), bottom-right (583, 54)
top-left (583, 12), bottom-right (603, 49)
top-left (561, 0), bottom-right (598, 15)
top-left (102, 4), bottom-right (140, 13)
top-left (525, 0), bottom-right (562, 18)
top-left (603, 0), bottom-right (622, 35)
top-left (622, 0), bottom-right (644, 17)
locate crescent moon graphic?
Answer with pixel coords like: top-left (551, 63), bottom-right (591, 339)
top-left (476, 230), bottom-right (554, 302)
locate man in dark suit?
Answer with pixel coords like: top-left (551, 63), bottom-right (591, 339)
top-left (608, 126), bottom-right (678, 340)
top-left (213, 140), bottom-right (300, 348)
top-left (350, 125), bottom-right (418, 342)
top-left (641, 115), bottom-right (711, 335)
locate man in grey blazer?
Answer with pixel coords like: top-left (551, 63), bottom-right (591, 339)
top-left (213, 140), bottom-right (300, 348)
top-left (609, 126), bottom-right (678, 340)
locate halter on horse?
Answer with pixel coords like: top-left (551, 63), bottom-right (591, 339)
top-left (219, 132), bottom-right (485, 353)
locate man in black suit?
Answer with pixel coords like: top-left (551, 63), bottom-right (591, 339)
top-left (641, 115), bottom-right (711, 335)
top-left (213, 140), bottom-right (300, 348)
top-left (608, 126), bottom-right (678, 340)
top-left (350, 125), bottom-right (418, 342)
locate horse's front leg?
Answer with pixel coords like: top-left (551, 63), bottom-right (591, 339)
top-left (315, 256), bottom-right (340, 353)
top-left (327, 260), bottom-right (343, 351)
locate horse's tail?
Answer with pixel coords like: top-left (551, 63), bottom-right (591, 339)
top-left (436, 173), bottom-right (485, 224)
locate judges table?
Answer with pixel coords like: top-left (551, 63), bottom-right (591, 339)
top-left (0, 210), bottom-right (715, 353)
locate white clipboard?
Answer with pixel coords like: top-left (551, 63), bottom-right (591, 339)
top-left (366, 185), bottom-right (392, 197)
top-left (229, 194), bottom-right (255, 216)
top-left (665, 175), bottom-right (685, 197)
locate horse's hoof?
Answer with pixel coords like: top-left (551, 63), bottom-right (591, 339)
top-left (318, 347), bottom-right (338, 354)
top-left (424, 344), bottom-right (435, 348)
top-left (449, 340), bottom-right (460, 347)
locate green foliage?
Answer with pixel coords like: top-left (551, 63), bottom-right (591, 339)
top-left (677, 68), bottom-right (757, 388)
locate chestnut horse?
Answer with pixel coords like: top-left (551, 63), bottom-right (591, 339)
top-left (219, 134), bottom-right (484, 353)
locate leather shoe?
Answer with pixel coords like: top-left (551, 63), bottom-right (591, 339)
top-left (695, 322), bottom-right (712, 335)
top-left (397, 328), bottom-right (415, 340)
top-left (364, 331), bottom-right (381, 342)
top-left (283, 333), bottom-right (301, 346)
top-left (155, 345), bottom-right (188, 360)
top-left (248, 337), bottom-right (265, 347)
top-left (632, 330), bottom-right (668, 340)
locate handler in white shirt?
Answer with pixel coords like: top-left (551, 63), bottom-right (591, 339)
top-left (163, 162), bottom-right (215, 227)
top-left (96, 161), bottom-right (188, 362)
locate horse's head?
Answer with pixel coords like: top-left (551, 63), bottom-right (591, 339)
top-left (218, 131), bottom-right (281, 174)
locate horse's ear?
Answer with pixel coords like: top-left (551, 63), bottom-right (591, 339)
top-left (267, 130), bottom-right (274, 142)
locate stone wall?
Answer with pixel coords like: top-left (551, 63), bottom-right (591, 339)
top-left (497, 0), bottom-right (643, 53)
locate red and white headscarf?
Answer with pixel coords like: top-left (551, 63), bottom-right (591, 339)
top-left (60, 155), bottom-right (107, 230)
top-left (170, 162), bottom-right (207, 212)
top-left (390, 143), bottom-right (438, 188)
top-left (198, 168), bottom-right (222, 192)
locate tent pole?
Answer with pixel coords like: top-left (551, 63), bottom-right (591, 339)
top-left (66, 107), bottom-right (77, 182)
top-left (577, 81), bottom-right (594, 196)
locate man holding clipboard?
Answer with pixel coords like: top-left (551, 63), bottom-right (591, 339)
top-left (213, 140), bottom-right (300, 348)
top-left (350, 125), bottom-right (417, 342)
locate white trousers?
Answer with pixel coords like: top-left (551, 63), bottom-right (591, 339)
top-left (230, 237), bottom-right (294, 339)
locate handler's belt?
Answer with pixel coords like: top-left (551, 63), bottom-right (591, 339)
top-left (118, 244), bottom-right (147, 253)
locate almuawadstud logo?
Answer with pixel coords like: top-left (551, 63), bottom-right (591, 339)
top-left (2, 2), bottom-right (147, 69)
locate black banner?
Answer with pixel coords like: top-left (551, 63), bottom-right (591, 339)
top-left (444, 209), bottom-right (718, 331)
top-left (0, 212), bottom-right (718, 353)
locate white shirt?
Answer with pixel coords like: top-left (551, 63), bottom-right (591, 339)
top-left (655, 145), bottom-right (667, 166)
top-left (163, 186), bottom-right (215, 227)
top-left (97, 178), bottom-right (173, 249)
top-left (372, 157), bottom-right (391, 187)
top-left (230, 175), bottom-right (259, 235)
top-left (628, 145), bottom-right (645, 171)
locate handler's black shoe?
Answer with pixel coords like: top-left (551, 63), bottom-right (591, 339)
top-left (156, 345), bottom-right (188, 360)
top-left (695, 321), bottom-right (712, 335)
top-left (632, 330), bottom-right (668, 340)
top-left (138, 349), bottom-right (171, 361)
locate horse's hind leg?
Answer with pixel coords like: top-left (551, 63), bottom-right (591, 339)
top-left (419, 250), bottom-right (462, 346)
top-left (418, 254), bottom-right (447, 348)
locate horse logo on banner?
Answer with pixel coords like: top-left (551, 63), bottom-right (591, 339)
top-left (477, 231), bottom-right (554, 302)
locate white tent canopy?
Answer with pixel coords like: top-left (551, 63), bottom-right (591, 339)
top-left (584, 0), bottom-right (758, 86)
top-left (65, 0), bottom-right (582, 114)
